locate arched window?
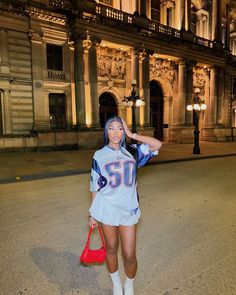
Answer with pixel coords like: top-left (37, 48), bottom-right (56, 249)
top-left (99, 92), bottom-right (118, 127)
top-left (150, 81), bottom-right (164, 140)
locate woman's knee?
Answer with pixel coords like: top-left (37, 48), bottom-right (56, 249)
top-left (106, 242), bottom-right (119, 256)
top-left (123, 252), bottom-right (137, 265)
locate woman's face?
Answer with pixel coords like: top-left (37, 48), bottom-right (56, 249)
top-left (107, 120), bottom-right (124, 146)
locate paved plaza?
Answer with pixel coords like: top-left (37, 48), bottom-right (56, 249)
top-left (0, 148), bottom-right (236, 295)
top-left (0, 141), bottom-right (236, 184)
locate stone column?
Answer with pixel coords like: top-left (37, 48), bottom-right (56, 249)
top-left (209, 67), bottom-right (217, 125)
top-left (30, 30), bottom-right (50, 130)
top-left (225, 4), bottom-right (230, 50)
top-left (180, 0), bottom-right (185, 30)
top-left (131, 47), bottom-right (140, 126)
top-left (212, 0), bottom-right (222, 42)
top-left (74, 35), bottom-right (86, 127)
top-left (160, 2), bottom-right (167, 25)
top-left (3, 89), bottom-right (12, 134)
top-left (141, 50), bottom-right (151, 126)
top-left (0, 89), bottom-right (13, 134)
top-left (185, 60), bottom-right (196, 125)
top-left (88, 36), bottom-right (101, 127)
top-left (131, 47), bottom-right (140, 89)
top-left (203, 68), bottom-right (210, 126)
top-left (174, 58), bottom-right (186, 125)
top-left (186, 0), bottom-right (192, 31)
top-left (217, 67), bottom-right (224, 125)
top-left (0, 29), bottom-right (9, 74)
top-left (65, 91), bottom-right (72, 128)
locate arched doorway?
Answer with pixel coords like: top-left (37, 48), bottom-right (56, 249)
top-left (99, 92), bottom-right (118, 128)
top-left (150, 80), bottom-right (164, 140)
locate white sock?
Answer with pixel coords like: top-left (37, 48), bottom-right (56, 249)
top-left (124, 276), bottom-right (135, 295)
top-left (109, 271), bottom-right (123, 295)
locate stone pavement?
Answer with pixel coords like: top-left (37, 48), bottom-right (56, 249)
top-left (0, 141), bottom-right (235, 184)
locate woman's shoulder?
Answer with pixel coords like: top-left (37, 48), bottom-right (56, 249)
top-left (93, 146), bottom-right (107, 158)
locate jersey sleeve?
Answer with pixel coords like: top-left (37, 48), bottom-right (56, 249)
top-left (90, 154), bottom-right (108, 192)
top-left (90, 157), bottom-right (101, 192)
top-left (137, 143), bottom-right (158, 168)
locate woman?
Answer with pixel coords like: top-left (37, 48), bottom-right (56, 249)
top-left (89, 116), bottom-right (162, 295)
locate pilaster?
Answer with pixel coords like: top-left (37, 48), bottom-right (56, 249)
top-left (174, 58), bottom-right (186, 126)
top-left (88, 36), bottom-right (101, 127)
top-left (217, 67), bottom-right (224, 125)
top-left (30, 30), bottom-right (50, 131)
top-left (185, 60), bottom-right (197, 125)
top-left (74, 34), bottom-right (86, 127)
top-left (209, 66), bottom-right (217, 126)
top-left (141, 49), bottom-right (152, 127)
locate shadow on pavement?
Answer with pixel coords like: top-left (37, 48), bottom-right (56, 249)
top-left (30, 247), bottom-right (110, 294)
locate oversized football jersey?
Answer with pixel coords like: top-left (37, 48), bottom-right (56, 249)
top-left (89, 144), bottom-right (158, 226)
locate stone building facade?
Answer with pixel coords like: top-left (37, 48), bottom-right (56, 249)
top-left (0, 0), bottom-right (236, 150)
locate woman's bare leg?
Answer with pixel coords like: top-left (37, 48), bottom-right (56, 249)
top-left (119, 224), bottom-right (137, 278)
top-left (100, 223), bottom-right (119, 272)
top-left (101, 224), bottom-right (123, 294)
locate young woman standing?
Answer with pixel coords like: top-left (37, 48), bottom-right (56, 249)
top-left (89, 116), bottom-right (162, 295)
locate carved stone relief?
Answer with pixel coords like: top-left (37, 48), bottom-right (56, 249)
top-left (150, 58), bottom-right (176, 85)
top-left (193, 67), bottom-right (206, 95)
top-left (97, 54), bottom-right (126, 80)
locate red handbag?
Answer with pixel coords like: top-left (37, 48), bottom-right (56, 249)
top-left (80, 226), bottom-right (106, 265)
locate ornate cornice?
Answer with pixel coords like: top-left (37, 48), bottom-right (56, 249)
top-left (25, 6), bottom-right (66, 25)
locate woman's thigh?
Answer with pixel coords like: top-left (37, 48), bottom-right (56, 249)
top-left (100, 223), bottom-right (119, 252)
top-left (119, 224), bottom-right (137, 258)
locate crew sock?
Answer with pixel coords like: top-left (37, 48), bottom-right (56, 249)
top-left (124, 276), bottom-right (135, 295)
top-left (109, 271), bottom-right (123, 295)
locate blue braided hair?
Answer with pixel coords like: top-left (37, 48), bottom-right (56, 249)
top-left (103, 116), bottom-right (126, 148)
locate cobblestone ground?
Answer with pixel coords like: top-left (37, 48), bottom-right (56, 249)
top-left (0, 156), bottom-right (235, 295)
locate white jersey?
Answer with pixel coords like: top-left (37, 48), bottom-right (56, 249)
top-left (89, 144), bottom-right (158, 226)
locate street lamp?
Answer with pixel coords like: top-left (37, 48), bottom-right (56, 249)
top-left (123, 80), bottom-right (145, 140)
top-left (187, 88), bottom-right (207, 154)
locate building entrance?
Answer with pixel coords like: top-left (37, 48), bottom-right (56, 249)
top-left (150, 80), bottom-right (164, 140)
top-left (99, 92), bottom-right (117, 127)
top-left (49, 93), bottom-right (66, 129)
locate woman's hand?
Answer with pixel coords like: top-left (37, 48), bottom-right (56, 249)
top-left (89, 215), bottom-right (98, 228)
top-left (122, 119), bottom-right (134, 139)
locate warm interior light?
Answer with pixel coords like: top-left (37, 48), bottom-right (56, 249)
top-left (131, 79), bottom-right (137, 86)
top-left (187, 105), bottom-right (193, 111)
top-left (193, 104), bottom-right (200, 111)
top-left (127, 101), bottom-right (133, 107)
top-left (201, 103), bottom-right (207, 110)
top-left (135, 99), bottom-right (142, 107)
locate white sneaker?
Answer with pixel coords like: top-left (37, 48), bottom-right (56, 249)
top-left (113, 284), bottom-right (123, 295)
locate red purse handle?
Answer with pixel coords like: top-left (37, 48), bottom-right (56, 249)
top-left (86, 226), bottom-right (105, 249)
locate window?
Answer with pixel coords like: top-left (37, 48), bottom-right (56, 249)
top-left (46, 44), bottom-right (63, 71)
top-left (167, 7), bottom-right (172, 27)
top-left (151, 0), bottom-right (160, 22)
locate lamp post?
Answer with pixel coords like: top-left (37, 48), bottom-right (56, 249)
top-left (122, 80), bottom-right (145, 141)
top-left (187, 88), bottom-right (207, 154)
